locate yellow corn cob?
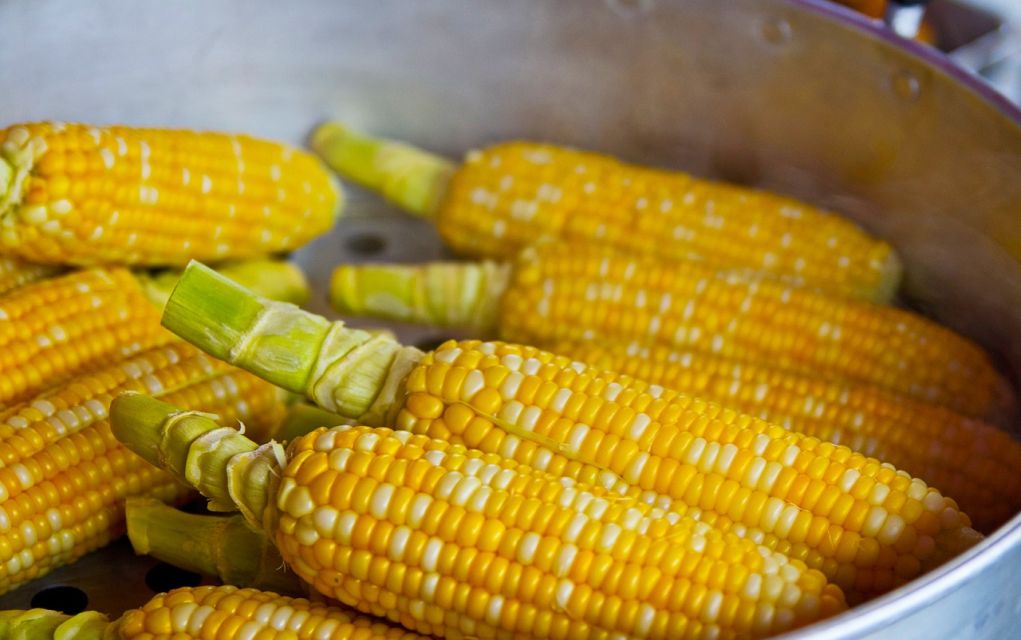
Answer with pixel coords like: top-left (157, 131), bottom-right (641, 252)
top-left (0, 259), bottom-right (308, 408)
top-left (328, 242), bottom-right (1014, 422)
top-left (0, 254), bottom-right (60, 295)
top-left (0, 268), bottom-right (171, 407)
top-left (546, 339), bottom-right (1021, 533)
top-left (0, 341), bottom-right (286, 595)
top-left (0, 585), bottom-right (427, 639)
top-left (113, 399), bottom-right (847, 639)
top-left (0, 122), bottom-right (341, 265)
top-left (159, 263), bottom-right (985, 603)
top-left (312, 124), bottom-right (899, 302)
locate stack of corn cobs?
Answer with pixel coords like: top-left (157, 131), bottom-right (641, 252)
top-left (0, 119), bottom-right (1018, 640)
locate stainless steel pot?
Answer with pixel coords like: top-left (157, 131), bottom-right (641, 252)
top-left (2, 0), bottom-right (1019, 636)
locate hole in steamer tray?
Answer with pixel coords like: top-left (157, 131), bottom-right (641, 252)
top-left (144, 563), bottom-right (202, 593)
top-left (30, 585), bottom-right (88, 615)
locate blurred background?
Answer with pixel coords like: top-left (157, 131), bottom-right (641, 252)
top-left (837, 0), bottom-right (1021, 103)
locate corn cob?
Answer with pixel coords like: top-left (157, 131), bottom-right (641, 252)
top-left (312, 123), bottom-right (899, 302)
top-left (113, 396), bottom-right (847, 639)
top-left (0, 341), bottom-right (286, 595)
top-left (0, 258), bottom-right (307, 408)
top-left (546, 339), bottom-right (1021, 533)
top-left (328, 243), bottom-right (1013, 422)
top-left (0, 122), bottom-right (341, 265)
top-left (158, 263), bottom-right (984, 603)
top-left (0, 254), bottom-right (60, 296)
top-left (0, 585), bottom-right (427, 639)
top-left (126, 497), bottom-right (306, 596)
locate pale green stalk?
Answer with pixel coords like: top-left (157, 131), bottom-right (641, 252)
top-left (126, 498), bottom-right (303, 596)
top-left (162, 262), bottom-right (423, 425)
top-left (310, 122), bottom-right (455, 218)
top-left (330, 260), bottom-right (509, 333)
top-left (110, 392), bottom-right (283, 531)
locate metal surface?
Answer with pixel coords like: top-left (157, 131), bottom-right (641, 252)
top-left (1, 0), bottom-right (1021, 636)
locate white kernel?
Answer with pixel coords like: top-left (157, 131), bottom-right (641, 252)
top-left (461, 370), bottom-right (485, 401)
top-left (878, 514), bottom-right (906, 545)
top-left (550, 388), bottom-right (572, 413)
top-left (370, 484), bottom-right (395, 519)
top-left (565, 423), bottom-right (589, 453)
top-left (422, 538), bottom-right (443, 571)
top-left (313, 507), bottom-right (339, 536)
top-left (564, 513), bottom-right (588, 542)
top-left (761, 497), bottom-right (785, 530)
top-left (908, 479), bottom-right (929, 501)
top-left (388, 526), bottom-right (411, 561)
top-left (518, 532), bottom-right (541, 563)
top-left (408, 494), bottom-right (432, 527)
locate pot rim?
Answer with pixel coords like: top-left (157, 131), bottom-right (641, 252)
top-left (776, 5), bottom-right (1021, 636)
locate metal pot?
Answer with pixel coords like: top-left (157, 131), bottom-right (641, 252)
top-left (2, 0), bottom-right (1019, 636)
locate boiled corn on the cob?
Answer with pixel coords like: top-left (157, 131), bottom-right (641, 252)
top-left (158, 263), bottom-right (984, 602)
top-left (0, 254), bottom-right (60, 296)
top-left (548, 339), bottom-right (1021, 533)
top-left (0, 258), bottom-right (307, 408)
top-left (0, 122), bottom-right (341, 265)
top-left (312, 123), bottom-right (899, 302)
top-left (0, 341), bottom-right (286, 595)
top-left (113, 396), bottom-right (848, 639)
top-left (0, 585), bottom-right (427, 639)
top-left (329, 243), bottom-right (1013, 422)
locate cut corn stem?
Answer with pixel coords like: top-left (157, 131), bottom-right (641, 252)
top-left (0, 585), bottom-right (427, 639)
top-left (126, 497), bottom-right (304, 596)
top-left (311, 122), bottom-right (454, 218)
top-left (163, 262), bottom-right (421, 422)
top-left (330, 260), bottom-right (508, 331)
top-left (111, 393), bottom-right (280, 524)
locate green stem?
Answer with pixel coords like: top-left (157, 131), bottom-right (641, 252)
top-left (0, 609), bottom-right (111, 639)
top-left (110, 392), bottom-right (284, 530)
top-left (136, 258), bottom-right (310, 309)
top-left (310, 122), bottom-right (455, 218)
top-left (330, 260), bottom-right (508, 333)
top-left (162, 262), bottom-right (423, 424)
top-left (125, 498), bottom-right (304, 596)
top-left (275, 403), bottom-right (347, 442)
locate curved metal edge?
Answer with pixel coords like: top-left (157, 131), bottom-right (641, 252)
top-left (788, 0), bottom-right (1021, 123)
top-left (782, 517), bottom-right (1021, 638)
top-left (773, 2), bottom-right (1021, 637)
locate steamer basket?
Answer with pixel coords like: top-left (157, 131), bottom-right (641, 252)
top-left (1, 1), bottom-right (1020, 637)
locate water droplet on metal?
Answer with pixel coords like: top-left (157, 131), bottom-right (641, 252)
top-left (891, 69), bottom-right (922, 102)
top-left (763, 18), bottom-right (792, 45)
